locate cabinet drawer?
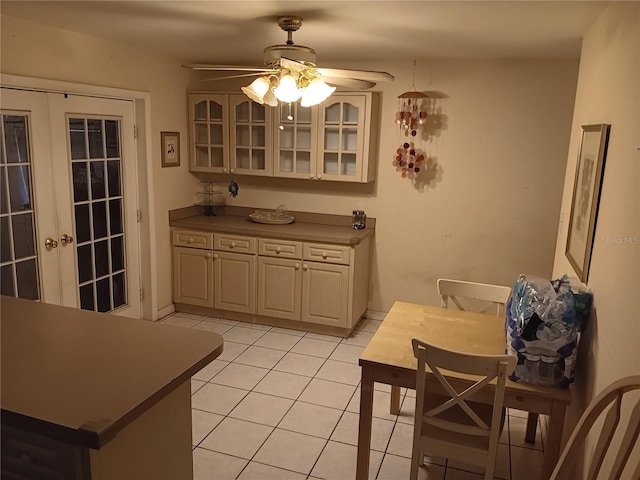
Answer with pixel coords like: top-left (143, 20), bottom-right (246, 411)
top-left (172, 229), bottom-right (213, 249)
top-left (215, 234), bottom-right (256, 254)
top-left (303, 243), bottom-right (351, 265)
top-left (1, 425), bottom-right (87, 480)
top-left (259, 238), bottom-right (302, 259)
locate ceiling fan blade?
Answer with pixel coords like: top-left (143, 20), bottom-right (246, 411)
top-left (321, 76), bottom-right (376, 89)
top-left (317, 67), bottom-right (394, 83)
top-left (183, 64), bottom-right (272, 73)
top-left (201, 72), bottom-right (276, 82)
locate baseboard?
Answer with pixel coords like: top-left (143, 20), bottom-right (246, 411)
top-left (365, 309), bottom-right (387, 321)
top-left (157, 303), bottom-right (176, 321)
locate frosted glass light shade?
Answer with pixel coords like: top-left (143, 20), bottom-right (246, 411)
top-left (300, 78), bottom-right (336, 107)
top-left (263, 88), bottom-right (278, 107)
top-left (274, 74), bottom-right (301, 103)
top-left (241, 77), bottom-right (270, 104)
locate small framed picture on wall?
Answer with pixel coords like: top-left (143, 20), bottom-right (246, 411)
top-left (161, 131), bottom-right (180, 167)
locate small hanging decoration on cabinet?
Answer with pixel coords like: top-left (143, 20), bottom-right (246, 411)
top-left (228, 177), bottom-right (239, 198)
top-left (393, 58), bottom-right (430, 180)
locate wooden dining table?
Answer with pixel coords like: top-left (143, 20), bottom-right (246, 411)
top-left (356, 301), bottom-right (572, 480)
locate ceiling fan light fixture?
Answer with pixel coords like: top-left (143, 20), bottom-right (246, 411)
top-left (274, 72), bottom-right (301, 103)
top-left (300, 78), bottom-right (336, 107)
top-left (241, 76), bottom-right (270, 104)
top-left (263, 87), bottom-right (278, 107)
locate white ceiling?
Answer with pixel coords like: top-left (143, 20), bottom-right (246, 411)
top-left (1, 1), bottom-right (608, 65)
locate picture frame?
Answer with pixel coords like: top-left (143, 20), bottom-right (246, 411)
top-left (161, 131), bottom-right (180, 167)
top-left (565, 123), bottom-right (610, 283)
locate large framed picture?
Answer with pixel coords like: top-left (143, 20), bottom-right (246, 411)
top-left (565, 124), bottom-right (610, 283)
top-left (161, 131), bottom-right (180, 167)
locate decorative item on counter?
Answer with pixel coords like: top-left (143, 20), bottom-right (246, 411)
top-left (248, 204), bottom-right (295, 225)
top-left (227, 177), bottom-right (239, 198)
top-left (196, 181), bottom-right (225, 216)
top-left (352, 210), bottom-right (366, 230)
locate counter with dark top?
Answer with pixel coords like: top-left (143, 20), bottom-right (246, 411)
top-left (1, 296), bottom-right (224, 479)
top-left (169, 205), bottom-right (375, 245)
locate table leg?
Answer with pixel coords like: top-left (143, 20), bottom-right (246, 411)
top-left (390, 385), bottom-right (401, 415)
top-left (542, 402), bottom-right (566, 479)
top-left (525, 413), bottom-right (539, 443)
top-left (356, 366), bottom-right (375, 480)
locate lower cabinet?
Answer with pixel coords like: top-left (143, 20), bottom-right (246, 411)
top-left (257, 256), bottom-right (301, 321)
top-left (214, 251), bottom-right (256, 314)
top-left (172, 228), bottom-right (372, 334)
top-left (301, 261), bottom-right (349, 327)
top-left (172, 231), bottom-right (214, 308)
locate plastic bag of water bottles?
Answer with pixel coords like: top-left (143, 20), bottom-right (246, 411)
top-left (505, 274), bottom-right (592, 388)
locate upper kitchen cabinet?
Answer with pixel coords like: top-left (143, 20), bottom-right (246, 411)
top-left (188, 94), bottom-right (230, 173)
top-left (229, 94), bottom-right (273, 176)
top-left (188, 91), bottom-right (379, 183)
top-left (273, 92), bottom-right (379, 183)
top-left (317, 93), bottom-right (378, 183)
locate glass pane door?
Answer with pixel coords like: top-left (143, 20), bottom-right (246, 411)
top-left (0, 113), bottom-right (40, 299)
top-left (68, 117), bottom-right (127, 312)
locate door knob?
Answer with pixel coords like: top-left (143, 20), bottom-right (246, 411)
top-left (45, 238), bottom-right (58, 249)
top-left (60, 234), bottom-right (74, 245)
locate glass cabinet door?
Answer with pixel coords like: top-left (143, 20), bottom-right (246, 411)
top-left (229, 95), bottom-right (272, 176)
top-left (189, 94), bottom-right (229, 173)
top-left (318, 95), bottom-right (366, 181)
top-left (274, 103), bottom-right (317, 178)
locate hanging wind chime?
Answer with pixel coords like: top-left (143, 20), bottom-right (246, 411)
top-left (393, 59), bottom-right (428, 178)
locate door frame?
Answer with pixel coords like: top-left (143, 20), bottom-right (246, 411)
top-left (1, 73), bottom-right (158, 320)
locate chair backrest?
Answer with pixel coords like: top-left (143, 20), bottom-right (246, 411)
top-left (437, 278), bottom-right (511, 316)
top-left (412, 338), bottom-right (516, 453)
top-left (550, 375), bottom-right (640, 480)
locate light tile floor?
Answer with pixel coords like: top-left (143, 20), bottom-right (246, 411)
top-left (161, 313), bottom-right (547, 480)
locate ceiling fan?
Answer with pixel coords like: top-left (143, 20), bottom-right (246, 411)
top-left (183, 16), bottom-right (394, 107)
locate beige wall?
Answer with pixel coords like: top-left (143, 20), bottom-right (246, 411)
top-left (1, 15), bottom-right (580, 319)
top-left (551, 2), bottom-right (640, 475)
top-left (203, 58), bottom-right (579, 313)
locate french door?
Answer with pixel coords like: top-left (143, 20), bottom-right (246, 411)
top-left (0, 88), bottom-right (141, 318)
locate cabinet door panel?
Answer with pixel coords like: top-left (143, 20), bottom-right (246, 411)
top-left (258, 256), bottom-right (301, 321)
top-left (301, 262), bottom-right (349, 327)
top-left (214, 251), bottom-right (256, 313)
top-left (188, 94), bottom-right (229, 173)
top-left (173, 247), bottom-right (213, 307)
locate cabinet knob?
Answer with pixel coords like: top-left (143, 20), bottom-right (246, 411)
top-left (188, 237), bottom-right (194, 244)
top-left (45, 238), bottom-right (58, 249)
top-left (213, 253), bottom-right (218, 259)
top-left (206, 253), bottom-right (212, 259)
top-left (276, 247), bottom-right (281, 254)
top-left (230, 242), bottom-right (236, 248)
top-left (322, 251), bottom-right (328, 259)
top-left (317, 174), bottom-right (322, 180)
top-left (303, 264), bottom-right (308, 271)
top-left (309, 174), bottom-right (314, 179)
top-left (295, 263), bottom-right (300, 269)
top-left (222, 168), bottom-right (228, 173)
top-left (230, 168), bottom-right (235, 173)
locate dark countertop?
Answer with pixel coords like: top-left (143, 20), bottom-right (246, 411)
top-left (0, 296), bottom-right (224, 449)
top-left (169, 206), bottom-right (375, 246)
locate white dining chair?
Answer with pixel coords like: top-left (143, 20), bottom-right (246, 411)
top-left (437, 278), bottom-right (512, 316)
top-left (550, 375), bottom-right (640, 480)
top-left (410, 338), bottom-right (516, 480)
